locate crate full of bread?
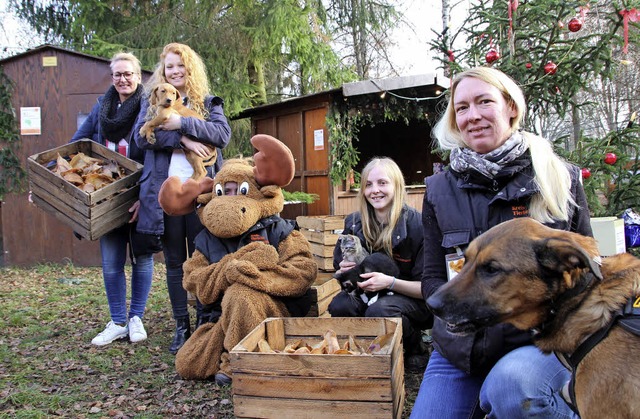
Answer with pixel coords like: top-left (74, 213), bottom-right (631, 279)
top-left (27, 140), bottom-right (143, 240)
top-left (230, 316), bottom-right (404, 418)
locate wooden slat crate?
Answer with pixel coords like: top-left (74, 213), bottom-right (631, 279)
top-left (27, 140), bottom-right (143, 240)
top-left (307, 273), bottom-right (341, 317)
top-left (297, 215), bottom-right (345, 272)
top-left (230, 317), bottom-right (404, 419)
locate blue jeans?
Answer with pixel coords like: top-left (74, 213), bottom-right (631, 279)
top-left (410, 346), bottom-right (577, 419)
top-left (100, 225), bottom-right (154, 324)
top-left (162, 211), bottom-right (204, 319)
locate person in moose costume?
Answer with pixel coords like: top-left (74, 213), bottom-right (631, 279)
top-left (157, 134), bottom-right (317, 384)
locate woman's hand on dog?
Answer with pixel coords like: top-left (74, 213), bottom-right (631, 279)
top-left (181, 137), bottom-right (215, 158)
top-left (158, 113), bottom-right (182, 131)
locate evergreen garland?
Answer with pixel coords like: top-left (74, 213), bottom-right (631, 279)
top-left (327, 92), bottom-right (433, 184)
top-left (0, 67), bottom-right (27, 200)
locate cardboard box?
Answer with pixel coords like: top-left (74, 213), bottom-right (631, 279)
top-left (590, 217), bottom-right (626, 256)
top-left (307, 273), bottom-right (341, 317)
top-left (27, 140), bottom-right (143, 240)
top-left (230, 317), bottom-right (404, 419)
top-left (297, 215), bottom-right (345, 272)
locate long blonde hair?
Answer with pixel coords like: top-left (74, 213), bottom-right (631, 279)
top-left (433, 66), bottom-right (574, 223)
top-left (146, 43), bottom-right (211, 117)
top-left (358, 157), bottom-right (406, 256)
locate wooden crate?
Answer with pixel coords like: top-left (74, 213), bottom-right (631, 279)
top-left (297, 215), bottom-right (345, 272)
top-left (27, 140), bottom-right (143, 240)
top-left (307, 273), bottom-right (341, 317)
top-left (230, 317), bottom-right (404, 419)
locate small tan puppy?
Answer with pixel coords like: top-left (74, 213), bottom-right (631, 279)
top-left (139, 83), bottom-right (217, 181)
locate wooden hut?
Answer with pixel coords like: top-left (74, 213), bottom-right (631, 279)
top-left (0, 45), bottom-right (151, 267)
top-left (234, 74), bottom-right (449, 220)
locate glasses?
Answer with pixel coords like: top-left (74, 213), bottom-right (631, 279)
top-left (111, 72), bottom-right (136, 81)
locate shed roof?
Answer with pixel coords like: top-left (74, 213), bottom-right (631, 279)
top-left (234, 72), bottom-right (449, 120)
top-left (0, 44), bottom-right (111, 66)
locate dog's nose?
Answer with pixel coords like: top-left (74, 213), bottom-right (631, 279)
top-left (426, 294), bottom-right (444, 316)
top-left (241, 207), bottom-right (246, 214)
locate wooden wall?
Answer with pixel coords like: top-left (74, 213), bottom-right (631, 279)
top-left (2, 47), bottom-right (123, 266)
top-left (251, 95), bottom-right (334, 221)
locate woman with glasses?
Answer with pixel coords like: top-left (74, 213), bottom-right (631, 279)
top-left (71, 52), bottom-right (155, 346)
top-left (134, 43), bottom-right (231, 354)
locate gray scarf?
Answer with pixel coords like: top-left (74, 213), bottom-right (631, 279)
top-left (449, 131), bottom-right (528, 180)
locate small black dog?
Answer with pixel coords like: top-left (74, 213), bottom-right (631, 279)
top-left (336, 252), bottom-right (400, 305)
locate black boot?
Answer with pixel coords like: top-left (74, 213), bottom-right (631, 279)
top-left (169, 316), bottom-right (191, 355)
top-left (195, 302), bottom-right (222, 330)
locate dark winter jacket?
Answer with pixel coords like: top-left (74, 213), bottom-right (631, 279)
top-left (421, 155), bottom-right (593, 375)
top-left (70, 96), bottom-right (144, 164)
top-left (133, 95), bottom-right (231, 235)
top-left (334, 205), bottom-right (425, 282)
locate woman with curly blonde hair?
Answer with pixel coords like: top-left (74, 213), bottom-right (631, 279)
top-left (134, 42), bottom-right (231, 354)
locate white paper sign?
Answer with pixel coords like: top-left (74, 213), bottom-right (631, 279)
top-left (314, 129), bottom-right (324, 150)
top-left (20, 107), bottom-right (42, 135)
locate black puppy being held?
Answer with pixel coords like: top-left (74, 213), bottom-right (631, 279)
top-left (336, 252), bottom-right (400, 306)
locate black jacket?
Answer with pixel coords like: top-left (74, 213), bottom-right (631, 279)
top-left (421, 157), bottom-right (592, 375)
top-left (334, 205), bottom-right (424, 282)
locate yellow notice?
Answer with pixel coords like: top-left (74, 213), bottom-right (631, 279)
top-left (42, 56), bottom-right (57, 67)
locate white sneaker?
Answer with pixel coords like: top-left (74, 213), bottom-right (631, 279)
top-left (91, 321), bottom-right (128, 346)
top-left (128, 316), bottom-right (147, 343)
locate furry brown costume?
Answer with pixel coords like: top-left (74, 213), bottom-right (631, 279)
top-left (158, 134), bottom-right (317, 381)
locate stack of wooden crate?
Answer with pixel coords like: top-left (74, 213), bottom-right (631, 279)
top-left (296, 215), bottom-right (345, 272)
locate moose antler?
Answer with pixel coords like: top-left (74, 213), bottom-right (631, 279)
top-left (252, 134), bottom-right (295, 187)
top-left (158, 176), bottom-right (214, 216)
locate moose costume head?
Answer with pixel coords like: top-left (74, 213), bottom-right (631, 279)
top-left (159, 134), bottom-right (295, 235)
top-left (158, 134), bottom-right (317, 382)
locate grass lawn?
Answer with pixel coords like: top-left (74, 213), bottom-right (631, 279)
top-left (0, 262), bottom-right (424, 418)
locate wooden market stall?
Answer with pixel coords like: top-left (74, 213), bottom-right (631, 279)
top-left (234, 73), bottom-right (449, 220)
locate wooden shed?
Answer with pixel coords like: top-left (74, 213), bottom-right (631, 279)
top-left (234, 74), bottom-right (449, 220)
top-left (0, 44), bottom-right (151, 267)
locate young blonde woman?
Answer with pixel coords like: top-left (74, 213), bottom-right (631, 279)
top-left (411, 67), bottom-right (592, 418)
top-left (329, 157), bottom-right (432, 372)
top-left (134, 43), bottom-right (231, 354)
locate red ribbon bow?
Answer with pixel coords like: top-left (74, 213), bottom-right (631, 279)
top-left (620, 8), bottom-right (640, 54)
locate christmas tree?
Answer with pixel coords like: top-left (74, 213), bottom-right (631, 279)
top-left (430, 0), bottom-right (640, 218)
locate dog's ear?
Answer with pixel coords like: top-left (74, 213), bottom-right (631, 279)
top-left (149, 86), bottom-right (160, 106)
top-left (173, 88), bottom-right (181, 102)
top-left (534, 237), bottom-right (603, 281)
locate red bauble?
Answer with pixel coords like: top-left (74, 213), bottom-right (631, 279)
top-left (544, 61), bottom-right (558, 75)
top-left (447, 50), bottom-right (455, 62)
top-left (604, 152), bottom-right (618, 165)
top-left (526, 62), bottom-right (532, 69)
top-left (581, 168), bottom-right (591, 179)
top-left (568, 17), bottom-right (583, 32)
top-left (486, 49), bottom-right (500, 64)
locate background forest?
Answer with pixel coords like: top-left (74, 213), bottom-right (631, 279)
top-left (1, 0), bottom-right (639, 216)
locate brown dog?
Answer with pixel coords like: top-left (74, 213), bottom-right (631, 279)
top-left (139, 82), bottom-right (217, 181)
top-left (427, 217), bottom-right (640, 419)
